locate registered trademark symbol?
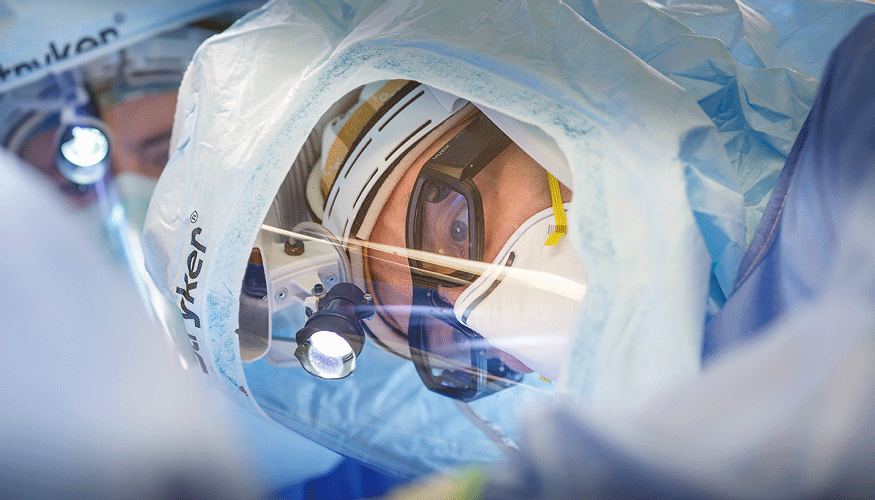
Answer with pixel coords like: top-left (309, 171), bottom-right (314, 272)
top-left (114, 12), bottom-right (125, 24)
top-left (190, 211), bottom-right (198, 223)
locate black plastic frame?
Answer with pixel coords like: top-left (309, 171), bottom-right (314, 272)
top-left (405, 112), bottom-right (511, 289)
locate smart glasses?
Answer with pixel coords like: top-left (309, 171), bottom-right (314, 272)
top-left (406, 111), bottom-right (510, 287)
top-left (405, 111), bottom-right (523, 401)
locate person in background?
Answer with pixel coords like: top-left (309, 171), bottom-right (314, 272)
top-left (0, 8), bottom-right (404, 498)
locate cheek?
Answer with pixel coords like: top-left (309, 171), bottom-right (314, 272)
top-left (478, 154), bottom-right (553, 262)
top-left (110, 143), bottom-right (140, 176)
top-left (367, 197), bottom-right (415, 328)
top-left (367, 247), bottom-right (414, 330)
top-left (437, 282), bottom-right (532, 375)
top-left (19, 129), bottom-right (58, 179)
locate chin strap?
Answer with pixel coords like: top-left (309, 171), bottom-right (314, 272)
top-left (544, 171), bottom-right (567, 246)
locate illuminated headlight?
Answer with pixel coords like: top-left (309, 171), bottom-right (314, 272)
top-left (56, 124), bottom-right (110, 185)
top-left (292, 282), bottom-right (372, 380)
top-left (295, 330), bottom-right (356, 379)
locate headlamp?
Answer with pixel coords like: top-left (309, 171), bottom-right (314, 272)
top-left (55, 118), bottom-right (111, 185)
top-left (254, 222), bottom-right (378, 379)
top-left (294, 282), bottom-right (374, 379)
top-left (53, 71), bottom-right (112, 186)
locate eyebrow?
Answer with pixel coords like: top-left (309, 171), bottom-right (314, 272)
top-left (135, 129), bottom-right (172, 152)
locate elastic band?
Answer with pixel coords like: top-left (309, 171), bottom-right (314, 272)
top-left (320, 80), bottom-right (410, 197)
top-left (544, 172), bottom-right (567, 246)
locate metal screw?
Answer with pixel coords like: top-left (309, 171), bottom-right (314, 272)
top-left (326, 274), bottom-right (337, 285)
top-left (275, 288), bottom-right (288, 301)
top-left (305, 307), bottom-right (314, 317)
top-left (312, 283), bottom-right (324, 295)
top-left (284, 238), bottom-right (304, 256)
top-left (362, 293), bottom-right (375, 320)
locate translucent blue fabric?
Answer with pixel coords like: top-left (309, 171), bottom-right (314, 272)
top-left (486, 15), bottom-right (875, 498)
top-left (705, 10), bottom-right (875, 360)
top-left (565, 0), bottom-right (875, 248)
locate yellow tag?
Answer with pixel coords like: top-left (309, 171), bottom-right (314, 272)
top-left (544, 172), bottom-right (567, 246)
top-left (539, 375), bottom-right (552, 384)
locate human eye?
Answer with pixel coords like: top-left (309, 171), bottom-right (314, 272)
top-left (442, 195), bottom-right (469, 256)
top-left (137, 130), bottom-right (172, 178)
top-left (448, 204), bottom-right (468, 244)
top-left (418, 182), bottom-right (472, 274)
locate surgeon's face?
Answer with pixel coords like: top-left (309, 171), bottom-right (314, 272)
top-left (367, 113), bottom-right (572, 373)
top-left (102, 91), bottom-right (177, 178)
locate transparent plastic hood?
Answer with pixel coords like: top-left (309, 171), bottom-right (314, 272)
top-left (142, 0), bottom-right (871, 478)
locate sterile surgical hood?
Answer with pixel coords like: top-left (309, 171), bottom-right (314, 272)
top-left (142, 0), bottom-right (875, 478)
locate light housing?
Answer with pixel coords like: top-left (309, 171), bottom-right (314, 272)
top-left (55, 117), bottom-right (111, 185)
top-left (294, 282), bottom-right (373, 379)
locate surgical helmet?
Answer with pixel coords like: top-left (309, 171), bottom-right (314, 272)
top-left (250, 79), bottom-right (587, 401)
top-left (84, 25), bottom-right (214, 109)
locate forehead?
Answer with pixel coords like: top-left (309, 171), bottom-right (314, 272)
top-left (365, 114), bottom-right (476, 317)
top-left (102, 91), bottom-right (177, 146)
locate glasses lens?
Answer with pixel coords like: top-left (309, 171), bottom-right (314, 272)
top-left (416, 179), bottom-right (472, 276)
top-left (408, 288), bottom-right (495, 400)
top-left (420, 311), bottom-right (473, 373)
top-left (412, 312), bottom-right (485, 398)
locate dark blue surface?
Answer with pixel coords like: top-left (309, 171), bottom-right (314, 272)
top-left (270, 457), bottom-right (407, 500)
top-left (704, 12), bottom-right (875, 364)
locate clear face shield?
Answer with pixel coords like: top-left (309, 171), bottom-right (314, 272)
top-left (248, 81), bottom-right (586, 403)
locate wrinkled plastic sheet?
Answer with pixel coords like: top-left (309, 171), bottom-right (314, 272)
top-left (142, 0), bottom-right (875, 478)
top-left (0, 0), bottom-right (263, 93)
top-left (565, 0), bottom-right (875, 248)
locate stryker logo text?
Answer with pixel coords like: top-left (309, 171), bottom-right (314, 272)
top-left (0, 24), bottom-right (120, 83)
top-left (177, 226), bottom-right (208, 374)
